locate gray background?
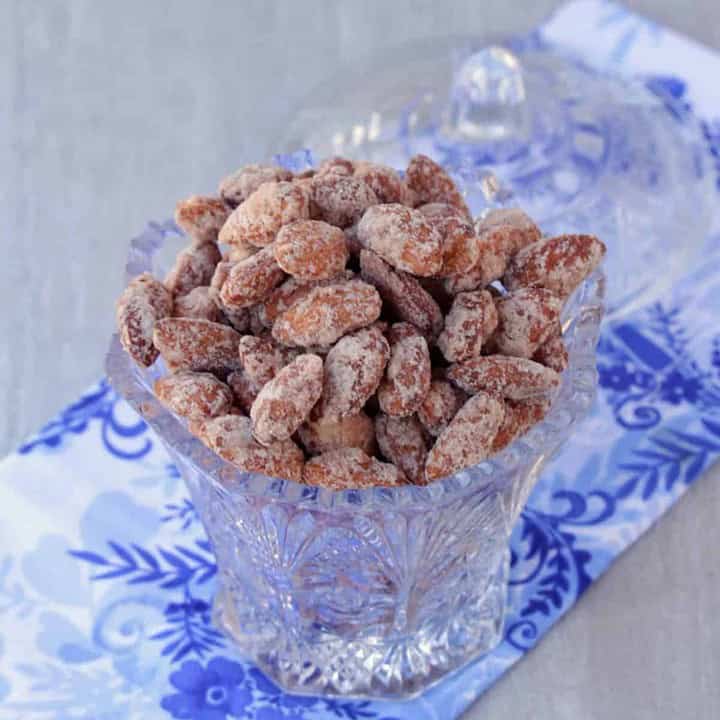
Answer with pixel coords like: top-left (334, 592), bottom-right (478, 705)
top-left (1, 1), bottom-right (719, 718)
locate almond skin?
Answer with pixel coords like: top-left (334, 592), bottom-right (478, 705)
top-left (425, 392), bottom-right (505, 481)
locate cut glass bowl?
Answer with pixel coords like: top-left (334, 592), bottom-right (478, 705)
top-left (106, 216), bottom-right (604, 698)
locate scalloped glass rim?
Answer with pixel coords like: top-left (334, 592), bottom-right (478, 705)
top-left (106, 220), bottom-right (605, 512)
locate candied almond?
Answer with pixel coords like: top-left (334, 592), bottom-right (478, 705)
top-left (226, 242), bottom-right (258, 263)
top-left (210, 260), bottom-right (232, 291)
top-left (116, 273), bottom-right (173, 367)
top-left (303, 448), bottom-right (406, 490)
top-left (491, 397), bottom-right (551, 452)
top-left (425, 392), bottom-right (505, 481)
top-left (377, 323), bottom-right (431, 417)
top-left (318, 325), bottom-right (390, 421)
top-left (174, 195), bottom-right (230, 245)
top-left (357, 204), bottom-right (442, 276)
top-left (448, 355), bottom-right (561, 400)
top-left (227, 370), bottom-right (262, 414)
top-left (238, 334), bottom-right (295, 386)
top-left (219, 180), bottom-right (309, 247)
top-left (250, 354), bottom-right (324, 445)
top-left (272, 280), bottom-right (382, 348)
top-left (153, 317), bottom-right (242, 372)
top-left (317, 156), bottom-right (355, 177)
top-left (311, 174), bottom-right (378, 228)
top-left (219, 246), bottom-right (285, 309)
top-left (533, 332), bottom-right (569, 374)
top-left (219, 305), bottom-right (250, 333)
top-left (417, 379), bottom-right (466, 437)
top-left (405, 154), bottom-right (469, 216)
top-left (165, 242), bottom-right (221, 297)
top-left (437, 289), bottom-right (498, 362)
top-left (155, 371), bottom-right (233, 420)
top-left (439, 218), bottom-right (479, 278)
top-left (475, 207), bottom-right (542, 256)
top-left (196, 414), bottom-right (303, 482)
top-left (504, 234), bottom-right (606, 298)
top-left (353, 161), bottom-right (407, 204)
top-left (443, 233), bottom-right (507, 294)
top-left (218, 163), bottom-right (293, 206)
top-left (375, 414), bottom-right (428, 484)
top-left (258, 271), bottom-right (354, 328)
top-left (417, 202), bottom-right (470, 224)
top-left (493, 288), bottom-right (563, 358)
top-left (359, 249), bottom-right (443, 338)
top-left (298, 412), bottom-right (376, 456)
top-left (173, 286), bottom-right (223, 323)
top-left (274, 220), bottom-right (348, 281)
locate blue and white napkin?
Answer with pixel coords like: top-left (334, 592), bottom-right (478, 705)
top-left (1, 3), bottom-right (720, 718)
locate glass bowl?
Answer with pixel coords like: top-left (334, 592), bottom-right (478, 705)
top-left (106, 216), bottom-right (604, 698)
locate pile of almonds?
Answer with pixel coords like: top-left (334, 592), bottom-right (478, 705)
top-left (116, 154), bottom-right (606, 489)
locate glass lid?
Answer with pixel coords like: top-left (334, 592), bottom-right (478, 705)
top-left (272, 36), bottom-right (716, 319)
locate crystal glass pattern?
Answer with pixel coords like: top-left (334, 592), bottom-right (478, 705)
top-left (107, 219), bottom-right (604, 698)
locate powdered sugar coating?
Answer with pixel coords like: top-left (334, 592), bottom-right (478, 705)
top-left (238, 334), bottom-right (296, 387)
top-left (226, 242), bottom-right (258, 263)
top-left (298, 412), bottom-right (375, 456)
top-left (155, 371), bottom-right (233, 420)
top-left (425, 392), bottom-right (505, 481)
top-left (504, 234), bottom-right (606, 298)
top-left (272, 280), bottom-right (382, 348)
top-left (316, 157), bottom-right (355, 177)
top-left (274, 220), bottom-right (348, 281)
top-left (417, 202), bottom-right (470, 224)
top-left (250, 354), bottom-right (324, 445)
top-left (418, 203), bottom-right (477, 277)
top-left (196, 414), bottom-right (303, 482)
top-left (357, 204), bottom-right (443, 277)
top-left (174, 195), bottom-right (230, 245)
top-left (116, 273), bottom-right (173, 367)
top-left (353, 161), bottom-right (407, 204)
top-left (417, 379), bottom-right (466, 437)
top-left (443, 233), bottom-right (508, 294)
top-left (210, 261), bottom-right (232, 291)
top-left (259, 271), bottom-right (355, 328)
top-left (219, 181), bottom-right (310, 247)
top-left (375, 414), bottom-right (428, 484)
top-left (173, 286), bottom-right (224, 323)
top-left (448, 355), bottom-right (561, 400)
top-left (165, 242), bottom-right (222, 297)
top-left (405, 154), bottom-right (469, 216)
top-left (318, 325), bottom-right (390, 421)
top-left (227, 370), bottom-right (262, 414)
top-left (359, 250), bottom-right (444, 339)
top-left (311, 174), bottom-right (379, 228)
top-left (218, 164), bottom-right (293, 206)
top-left (153, 318), bottom-right (242, 373)
top-left (475, 207), bottom-right (542, 256)
top-left (219, 246), bottom-right (285, 309)
top-left (377, 323), bottom-right (431, 417)
top-left (533, 332), bottom-right (569, 374)
top-left (493, 288), bottom-right (563, 358)
top-left (437, 290), bottom-right (498, 362)
top-left (303, 448), bottom-right (406, 490)
top-left (491, 397), bottom-right (551, 452)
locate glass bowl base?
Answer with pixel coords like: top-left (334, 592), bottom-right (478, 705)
top-left (212, 550), bottom-right (509, 699)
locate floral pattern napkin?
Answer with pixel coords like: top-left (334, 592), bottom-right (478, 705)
top-left (1, 2), bottom-right (720, 719)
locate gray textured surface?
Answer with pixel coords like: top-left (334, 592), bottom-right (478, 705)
top-left (1, 1), bottom-right (719, 718)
